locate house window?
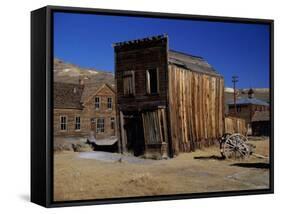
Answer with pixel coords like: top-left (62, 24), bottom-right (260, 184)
top-left (75, 116), bottom-right (81, 130)
top-left (95, 97), bottom-right (100, 110)
top-left (96, 118), bottom-right (105, 133)
top-left (146, 68), bottom-right (159, 94)
top-left (60, 116), bottom-right (67, 131)
top-left (111, 117), bottom-right (115, 130)
top-left (107, 97), bottom-right (112, 109)
top-left (123, 70), bottom-right (135, 96)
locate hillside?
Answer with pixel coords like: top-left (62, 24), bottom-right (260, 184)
top-left (54, 58), bottom-right (114, 86)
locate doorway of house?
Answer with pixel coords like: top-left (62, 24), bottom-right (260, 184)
top-left (123, 113), bottom-right (145, 156)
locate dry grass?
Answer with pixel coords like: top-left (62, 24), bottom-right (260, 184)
top-left (250, 138), bottom-right (270, 157)
top-left (54, 138), bottom-right (270, 201)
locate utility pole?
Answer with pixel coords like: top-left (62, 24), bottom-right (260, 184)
top-left (232, 76), bottom-right (238, 116)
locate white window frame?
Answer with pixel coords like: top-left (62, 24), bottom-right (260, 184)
top-left (96, 118), bottom-right (105, 133)
top-left (60, 115), bottom-right (67, 131)
top-left (95, 96), bottom-right (100, 110)
top-left (75, 116), bottom-right (81, 131)
top-left (107, 97), bottom-right (113, 110)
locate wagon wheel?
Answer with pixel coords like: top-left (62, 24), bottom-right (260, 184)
top-left (222, 133), bottom-right (250, 159)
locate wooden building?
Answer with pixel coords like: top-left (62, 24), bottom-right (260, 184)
top-left (251, 111), bottom-right (270, 136)
top-left (225, 116), bottom-right (247, 136)
top-left (54, 82), bottom-right (117, 140)
top-left (114, 35), bottom-right (225, 159)
top-left (227, 88), bottom-right (269, 133)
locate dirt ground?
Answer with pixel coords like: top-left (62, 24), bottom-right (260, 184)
top-left (54, 138), bottom-right (270, 201)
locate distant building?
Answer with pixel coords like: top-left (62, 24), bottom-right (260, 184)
top-left (114, 35), bottom-right (225, 159)
top-left (53, 82), bottom-right (116, 140)
top-left (227, 88), bottom-right (269, 134)
top-left (252, 111), bottom-right (270, 136)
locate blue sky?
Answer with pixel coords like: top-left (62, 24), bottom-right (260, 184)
top-left (54, 12), bottom-right (270, 88)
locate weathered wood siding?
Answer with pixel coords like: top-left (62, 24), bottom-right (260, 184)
top-left (54, 85), bottom-right (116, 139)
top-left (225, 116), bottom-right (247, 135)
top-left (54, 108), bottom-right (87, 137)
top-left (141, 108), bottom-right (169, 158)
top-left (228, 104), bottom-right (269, 125)
top-left (82, 85), bottom-right (117, 139)
top-left (168, 65), bottom-right (224, 154)
top-left (115, 38), bottom-right (168, 112)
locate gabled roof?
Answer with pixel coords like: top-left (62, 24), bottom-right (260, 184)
top-left (81, 83), bottom-right (116, 104)
top-left (80, 83), bottom-right (104, 104)
top-left (168, 50), bottom-right (221, 76)
top-left (252, 111), bottom-right (270, 122)
top-left (54, 82), bottom-right (84, 109)
top-left (227, 97), bottom-right (269, 106)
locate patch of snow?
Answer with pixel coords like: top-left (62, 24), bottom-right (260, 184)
top-left (63, 68), bottom-right (71, 73)
top-left (87, 70), bottom-right (99, 74)
top-left (225, 87), bottom-right (234, 93)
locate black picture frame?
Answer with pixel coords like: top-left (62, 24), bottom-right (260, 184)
top-left (31, 5), bottom-right (274, 208)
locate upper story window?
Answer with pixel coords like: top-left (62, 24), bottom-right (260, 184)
top-left (107, 97), bottom-right (112, 109)
top-left (60, 116), bottom-right (67, 131)
top-left (123, 70), bottom-right (135, 96)
top-left (75, 116), bottom-right (81, 130)
top-left (146, 68), bottom-right (159, 94)
top-left (96, 118), bottom-right (105, 133)
top-left (95, 97), bottom-right (100, 110)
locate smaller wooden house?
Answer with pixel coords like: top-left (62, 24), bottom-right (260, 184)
top-left (227, 88), bottom-right (269, 133)
top-left (114, 35), bottom-right (225, 159)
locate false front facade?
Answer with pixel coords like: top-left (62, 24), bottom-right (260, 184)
top-left (114, 35), bottom-right (225, 159)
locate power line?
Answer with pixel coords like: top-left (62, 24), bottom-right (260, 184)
top-left (232, 76), bottom-right (238, 116)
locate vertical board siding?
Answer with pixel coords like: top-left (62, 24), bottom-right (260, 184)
top-left (142, 109), bottom-right (168, 145)
top-left (168, 65), bottom-right (224, 154)
top-left (225, 116), bottom-right (247, 135)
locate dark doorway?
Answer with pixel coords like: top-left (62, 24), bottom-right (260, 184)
top-left (123, 113), bottom-right (145, 156)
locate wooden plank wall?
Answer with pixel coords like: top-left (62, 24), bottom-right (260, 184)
top-left (225, 116), bottom-right (247, 136)
top-left (168, 65), bottom-right (225, 154)
top-left (141, 108), bottom-right (167, 145)
top-left (115, 39), bottom-right (168, 112)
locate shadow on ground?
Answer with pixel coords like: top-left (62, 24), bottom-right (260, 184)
top-left (194, 155), bottom-right (225, 161)
top-left (231, 162), bottom-right (270, 169)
